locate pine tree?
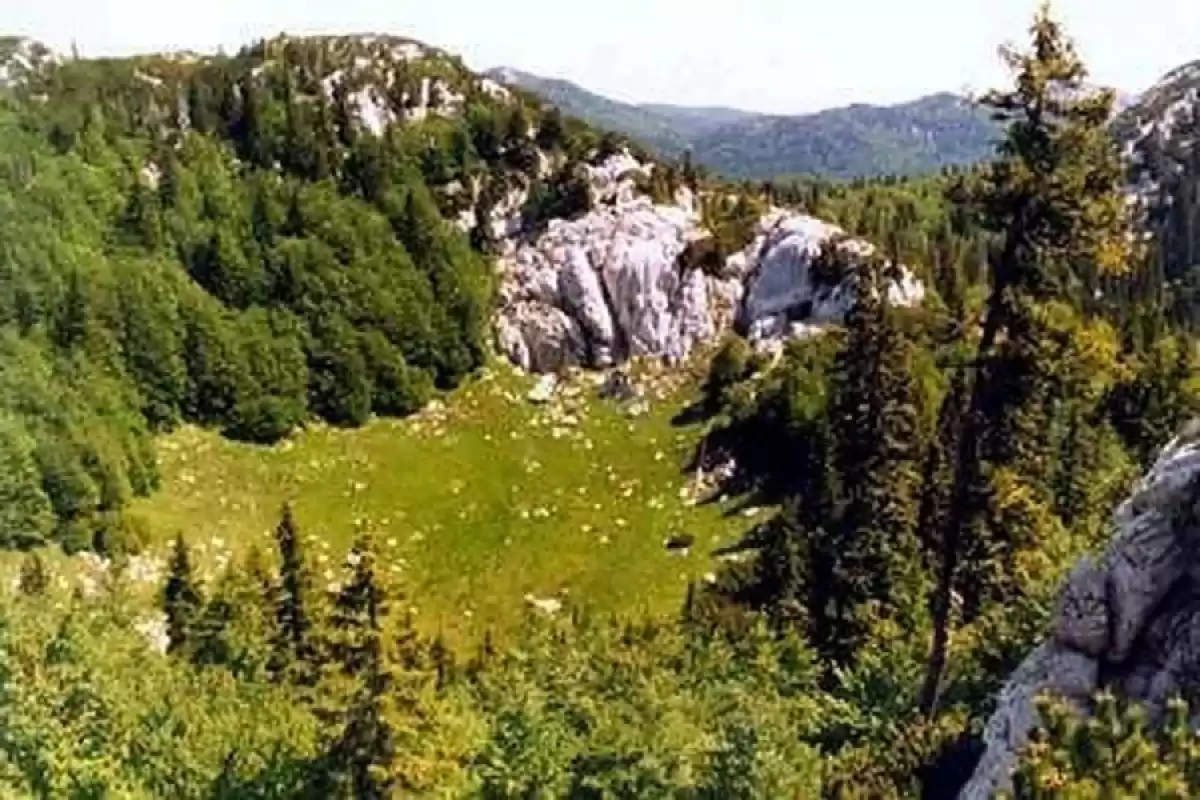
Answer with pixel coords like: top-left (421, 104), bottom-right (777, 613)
top-left (767, 256), bottom-right (926, 668)
top-left (316, 533), bottom-right (398, 798)
top-left (915, 370), bottom-right (967, 581)
top-left (163, 533), bottom-right (203, 656)
top-left (534, 106), bottom-right (566, 152)
top-left (827, 259), bottom-right (923, 664)
top-left (52, 267), bottom-right (90, 350)
top-left (271, 502), bottom-right (316, 681)
top-left (186, 74), bottom-right (218, 134)
top-left (920, 2), bottom-right (1134, 714)
top-left (192, 579), bottom-right (236, 668)
top-left (797, 416), bottom-right (840, 659)
top-left (681, 149), bottom-right (698, 190)
top-left (0, 416), bottom-right (55, 550)
top-left (760, 499), bottom-right (810, 631)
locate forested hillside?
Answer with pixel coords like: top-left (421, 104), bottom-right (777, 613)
top-left (0, 34), bottom-right (632, 552)
top-left (482, 67), bottom-right (711, 157)
top-left (1, 7), bottom-right (1200, 797)
top-left (1120, 57), bottom-right (1200, 329)
top-left (490, 66), bottom-right (1002, 181)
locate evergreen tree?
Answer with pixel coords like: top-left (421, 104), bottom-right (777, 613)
top-left (915, 369), bottom-right (967, 589)
top-left (822, 259), bottom-right (923, 665)
top-left (163, 533), bottom-right (203, 656)
top-left (186, 74), bottom-right (219, 134)
top-left (192, 578), bottom-right (237, 668)
top-left (680, 150), bottom-right (698, 190)
top-left (315, 532), bottom-right (398, 798)
top-left (271, 502), bottom-right (316, 681)
top-left (534, 106), bottom-right (567, 152)
top-left (52, 267), bottom-right (90, 351)
top-left (0, 416), bottom-right (55, 550)
top-left (920, 2), bottom-right (1134, 713)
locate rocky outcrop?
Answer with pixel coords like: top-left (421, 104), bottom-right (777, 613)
top-left (495, 154), bottom-right (730, 372)
top-left (494, 152), bottom-right (925, 373)
top-left (962, 424), bottom-right (1200, 798)
top-left (736, 210), bottom-right (925, 346)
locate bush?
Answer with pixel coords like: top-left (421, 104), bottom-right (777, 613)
top-left (705, 335), bottom-right (755, 409)
top-left (92, 511), bottom-right (152, 557)
top-left (521, 164), bottom-right (593, 232)
top-left (1012, 693), bottom-right (1200, 797)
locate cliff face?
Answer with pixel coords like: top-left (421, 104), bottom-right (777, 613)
top-left (963, 423), bottom-right (1200, 798)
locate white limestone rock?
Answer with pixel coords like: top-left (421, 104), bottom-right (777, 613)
top-left (1053, 557), bottom-right (1110, 657)
top-left (962, 644), bottom-right (1099, 800)
top-left (349, 85), bottom-right (394, 135)
top-left (736, 210), bottom-right (925, 347)
top-left (560, 247), bottom-right (617, 365)
top-left (494, 152), bottom-right (716, 370)
top-left (492, 153), bottom-right (926, 373)
top-left (479, 77), bottom-right (511, 101)
top-left (0, 39), bottom-right (58, 87)
top-left (496, 303), bottom-right (586, 373)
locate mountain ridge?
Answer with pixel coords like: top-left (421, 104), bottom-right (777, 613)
top-left (487, 65), bottom-right (1004, 181)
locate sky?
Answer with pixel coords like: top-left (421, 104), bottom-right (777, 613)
top-left (6, 0), bottom-right (1199, 114)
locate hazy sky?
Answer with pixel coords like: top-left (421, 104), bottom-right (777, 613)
top-left (7, 0), bottom-right (1199, 113)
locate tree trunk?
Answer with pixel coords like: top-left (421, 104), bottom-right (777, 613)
top-left (919, 244), bottom-right (1011, 716)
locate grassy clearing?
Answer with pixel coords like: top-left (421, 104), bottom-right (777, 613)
top-left (127, 361), bottom-right (759, 647)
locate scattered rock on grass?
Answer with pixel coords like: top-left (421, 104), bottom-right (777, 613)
top-left (524, 594), bottom-right (563, 615)
top-left (528, 374), bottom-right (557, 405)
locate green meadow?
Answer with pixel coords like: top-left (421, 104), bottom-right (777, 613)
top-left (128, 362), bottom-right (760, 646)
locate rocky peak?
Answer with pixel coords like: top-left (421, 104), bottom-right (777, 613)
top-left (963, 423), bottom-right (1200, 797)
top-left (242, 34), bottom-right (486, 131)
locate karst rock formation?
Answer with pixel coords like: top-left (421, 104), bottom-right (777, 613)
top-left (493, 152), bottom-right (924, 373)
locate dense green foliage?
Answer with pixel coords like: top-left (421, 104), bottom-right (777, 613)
top-left (0, 521), bottom-right (832, 796)
top-left (689, 6), bottom-right (1200, 792)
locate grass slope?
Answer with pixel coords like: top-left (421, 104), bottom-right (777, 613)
top-left (131, 362), bottom-right (756, 647)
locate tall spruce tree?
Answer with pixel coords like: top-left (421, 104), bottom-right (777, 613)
top-left (271, 502), bottom-right (316, 681)
top-left (919, 2), bottom-right (1134, 714)
top-left (830, 258), bottom-right (923, 664)
top-left (316, 532), bottom-right (398, 799)
top-left (770, 255), bottom-right (925, 667)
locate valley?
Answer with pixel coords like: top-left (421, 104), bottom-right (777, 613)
top-left (131, 360), bottom-right (751, 647)
top-left (0, 3), bottom-right (1198, 796)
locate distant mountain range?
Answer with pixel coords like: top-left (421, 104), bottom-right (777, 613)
top-left (486, 67), bottom-right (1003, 182)
top-left (487, 67), bottom-right (1165, 184)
